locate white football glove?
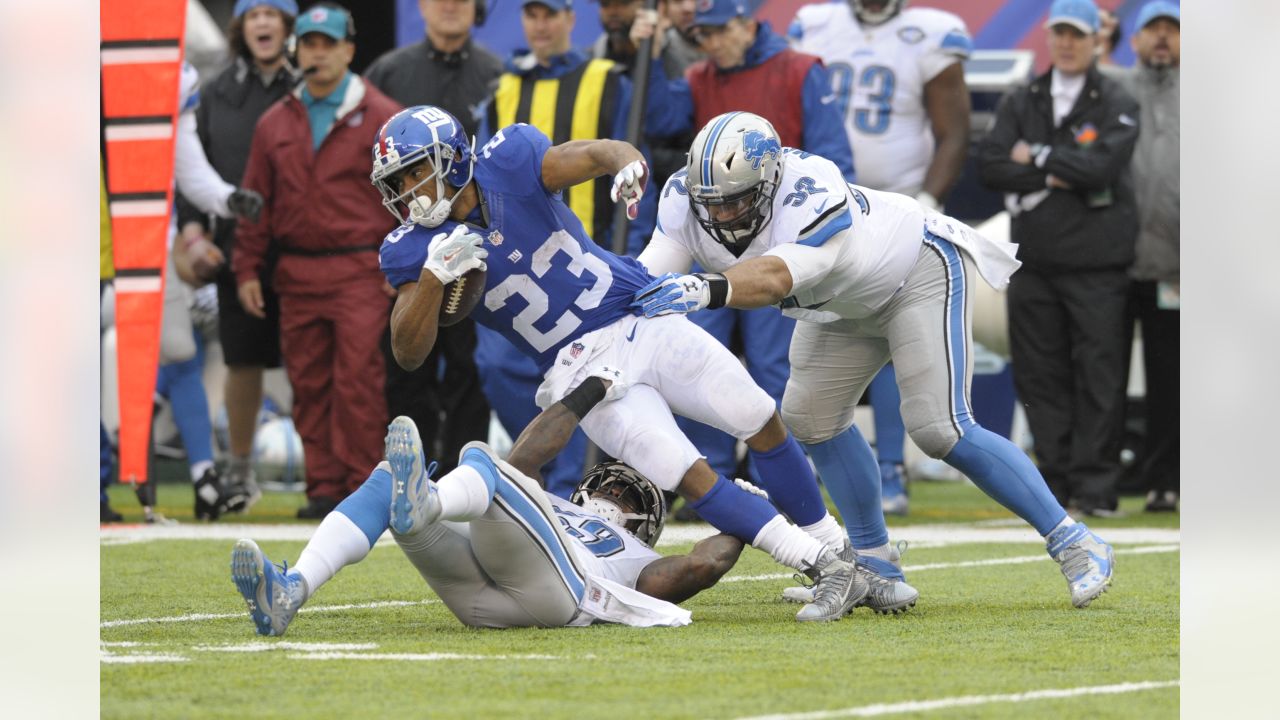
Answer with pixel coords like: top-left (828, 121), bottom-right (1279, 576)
top-left (587, 365), bottom-right (629, 402)
top-left (423, 225), bottom-right (488, 285)
top-left (610, 159), bottom-right (649, 221)
top-left (733, 478), bottom-right (770, 500)
top-left (632, 272), bottom-right (729, 318)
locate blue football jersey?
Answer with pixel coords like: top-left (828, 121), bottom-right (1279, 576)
top-left (379, 123), bottom-right (651, 372)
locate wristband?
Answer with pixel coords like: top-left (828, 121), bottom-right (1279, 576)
top-left (695, 272), bottom-right (731, 309)
top-left (561, 376), bottom-right (608, 420)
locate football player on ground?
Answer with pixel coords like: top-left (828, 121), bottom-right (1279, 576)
top-left (635, 112), bottom-right (1115, 608)
top-left (379, 105), bottom-right (874, 622)
top-left (231, 374), bottom-right (748, 633)
top-left (789, 0), bottom-right (974, 515)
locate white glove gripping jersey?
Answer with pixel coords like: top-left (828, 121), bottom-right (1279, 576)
top-left (642, 148), bottom-right (1021, 322)
top-left (790, 5), bottom-right (972, 194)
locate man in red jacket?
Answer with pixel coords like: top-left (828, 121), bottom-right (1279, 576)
top-left (234, 3), bottom-right (403, 519)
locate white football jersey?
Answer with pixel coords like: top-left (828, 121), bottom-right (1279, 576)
top-left (645, 148), bottom-right (926, 321)
top-left (548, 494), bottom-right (660, 590)
top-left (790, 4), bottom-right (971, 194)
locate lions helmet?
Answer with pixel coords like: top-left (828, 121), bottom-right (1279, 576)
top-left (686, 111), bottom-right (783, 255)
top-left (571, 461), bottom-right (667, 547)
top-left (371, 105), bottom-right (475, 228)
top-left (851, 0), bottom-right (906, 26)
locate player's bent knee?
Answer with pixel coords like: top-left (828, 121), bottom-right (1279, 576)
top-left (907, 422), bottom-right (960, 459)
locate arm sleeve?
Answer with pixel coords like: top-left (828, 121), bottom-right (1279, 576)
top-left (232, 120), bottom-right (273, 285)
top-left (1040, 91), bottom-right (1140, 190)
top-left (919, 25), bottom-right (973, 82)
top-left (763, 233), bottom-right (842, 295)
top-left (976, 91), bottom-right (1049, 193)
top-left (174, 108), bottom-right (234, 218)
top-left (379, 224), bottom-right (433, 289)
top-left (489, 123), bottom-right (552, 193)
top-left (641, 58), bottom-right (694, 138)
top-left (800, 64), bottom-right (856, 184)
top-left (636, 231), bottom-right (694, 276)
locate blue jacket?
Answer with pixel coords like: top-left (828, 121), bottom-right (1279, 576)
top-left (644, 22), bottom-right (856, 183)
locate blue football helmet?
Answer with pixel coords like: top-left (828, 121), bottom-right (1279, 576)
top-left (371, 105), bottom-right (476, 228)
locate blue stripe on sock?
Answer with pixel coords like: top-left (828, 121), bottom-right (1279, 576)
top-left (748, 435), bottom-right (826, 526)
top-left (493, 471), bottom-right (585, 601)
top-left (690, 475), bottom-right (779, 544)
top-left (803, 426), bottom-right (889, 549)
top-left (336, 467), bottom-right (393, 548)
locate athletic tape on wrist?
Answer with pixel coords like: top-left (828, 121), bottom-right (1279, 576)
top-left (696, 273), bottom-right (730, 309)
top-left (561, 376), bottom-right (608, 419)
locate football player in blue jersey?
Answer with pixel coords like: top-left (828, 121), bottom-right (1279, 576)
top-left (369, 104), bottom-right (870, 622)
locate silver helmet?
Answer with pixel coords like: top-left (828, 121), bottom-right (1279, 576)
top-left (686, 111), bottom-right (784, 255)
top-left (571, 461), bottom-right (667, 547)
top-left (851, 0), bottom-right (907, 26)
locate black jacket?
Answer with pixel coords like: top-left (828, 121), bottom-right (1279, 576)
top-left (363, 37), bottom-right (503, 140)
top-left (177, 58), bottom-right (298, 248)
top-left (978, 64), bottom-right (1139, 272)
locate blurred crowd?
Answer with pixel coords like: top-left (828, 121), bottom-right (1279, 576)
top-left (100, 0), bottom-right (1179, 523)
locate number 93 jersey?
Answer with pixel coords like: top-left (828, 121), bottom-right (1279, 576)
top-left (380, 123), bottom-right (653, 372)
top-left (789, 4), bottom-right (971, 195)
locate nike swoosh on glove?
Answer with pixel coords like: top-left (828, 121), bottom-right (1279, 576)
top-left (424, 225), bottom-right (488, 284)
top-left (632, 273), bottom-right (710, 317)
top-left (610, 159), bottom-right (648, 221)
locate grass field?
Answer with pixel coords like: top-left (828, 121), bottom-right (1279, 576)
top-left (101, 481), bottom-right (1179, 719)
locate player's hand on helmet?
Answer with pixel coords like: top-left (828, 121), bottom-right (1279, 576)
top-left (610, 159), bottom-right (649, 221)
top-left (633, 272), bottom-right (728, 317)
top-left (423, 225), bottom-right (488, 285)
top-left (227, 187), bottom-right (264, 223)
top-left (587, 365), bottom-right (629, 402)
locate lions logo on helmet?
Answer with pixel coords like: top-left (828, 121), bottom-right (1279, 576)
top-left (370, 105), bottom-right (476, 229)
top-left (571, 461), bottom-right (667, 547)
top-left (686, 111), bottom-right (784, 255)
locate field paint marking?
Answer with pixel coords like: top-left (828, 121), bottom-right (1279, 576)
top-left (722, 544), bottom-right (1179, 584)
top-left (194, 642), bottom-right (378, 652)
top-left (290, 652), bottom-right (563, 662)
top-left (101, 522), bottom-right (1180, 547)
top-left (101, 599), bottom-right (437, 629)
top-left (733, 679), bottom-right (1180, 719)
top-left (100, 653), bottom-right (189, 664)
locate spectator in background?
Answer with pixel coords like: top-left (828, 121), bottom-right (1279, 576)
top-left (1096, 7), bottom-right (1122, 65)
top-left (590, 0), bottom-right (644, 67)
top-left (234, 3), bottom-right (403, 519)
top-left (977, 0), bottom-right (1139, 517)
top-left (176, 0), bottom-right (300, 513)
top-left (1111, 1), bottom-right (1179, 512)
top-left (364, 0), bottom-right (501, 476)
top-left (789, 0), bottom-right (972, 516)
top-left (473, 0), bottom-right (673, 498)
top-left (630, 0), bottom-right (854, 497)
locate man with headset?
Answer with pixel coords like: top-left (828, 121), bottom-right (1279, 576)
top-left (234, 2), bottom-right (403, 519)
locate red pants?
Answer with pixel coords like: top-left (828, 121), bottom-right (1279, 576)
top-left (279, 281), bottom-right (389, 503)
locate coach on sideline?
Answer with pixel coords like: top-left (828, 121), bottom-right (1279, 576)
top-left (978, 0), bottom-right (1139, 517)
top-left (234, 3), bottom-right (402, 519)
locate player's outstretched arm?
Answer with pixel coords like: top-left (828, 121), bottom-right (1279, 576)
top-left (635, 534), bottom-right (745, 604)
top-left (542, 139), bottom-right (645, 191)
top-left (507, 368), bottom-right (627, 483)
top-left (633, 256), bottom-right (796, 317)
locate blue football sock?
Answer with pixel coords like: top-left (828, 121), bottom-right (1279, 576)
top-left (335, 466), bottom-right (393, 548)
top-left (690, 475), bottom-right (780, 543)
top-left (943, 426), bottom-right (1066, 535)
top-left (156, 332), bottom-right (214, 468)
top-left (748, 434), bottom-right (826, 526)
top-left (803, 426), bottom-right (889, 549)
top-left (868, 365), bottom-right (906, 465)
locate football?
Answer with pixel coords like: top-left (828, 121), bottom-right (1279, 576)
top-left (439, 268), bottom-right (486, 326)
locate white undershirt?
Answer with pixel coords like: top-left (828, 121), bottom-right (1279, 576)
top-left (1050, 69), bottom-right (1086, 127)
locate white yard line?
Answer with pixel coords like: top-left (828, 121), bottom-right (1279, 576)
top-left (289, 652), bottom-right (563, 662)
top-left (101, 599), bottom-right (437, 628)
top-left (101, 522), bottom-right (1180, 547)
top-left (733, 680), bottom-right (1180, 719)
top-left (722, 544), bottom-right (1179, 584)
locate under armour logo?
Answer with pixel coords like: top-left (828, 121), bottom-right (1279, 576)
top-left (683, 281), bottom-right (699, 292)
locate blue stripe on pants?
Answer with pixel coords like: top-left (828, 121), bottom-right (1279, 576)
top-left (493, 471), bottom-right (586, 602)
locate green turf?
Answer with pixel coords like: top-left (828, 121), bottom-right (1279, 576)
top-left (101, 481), bottom-right (1179, 719)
